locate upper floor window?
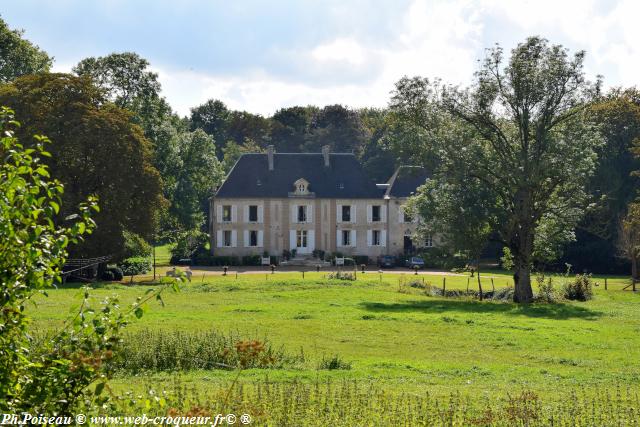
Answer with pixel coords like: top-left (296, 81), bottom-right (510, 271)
top-left (298, 205), bottom-right (307, 222)
top-left (371, 205), bottom-right (381, 222)
top-left (341, 205), bottom-right (351, 222)
top-left (249, 205), bottom-right (258, 222)
top-left (425, 234), bottom-right (433, 248)
top-left (222, 205), bottom-right (232, 222)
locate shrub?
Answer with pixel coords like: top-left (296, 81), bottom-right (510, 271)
top-left (535, 274), bottom-right (559, 303)
top-left (353, 255), bottom-right (369, 266)
top-left (119, 257), bottom-right (151, 276)
top-left (418, 247), bottom-right (466, 270)
top-left (312, 249), bottom-right (325, 259)
top-left (317, 354), bottom-right (352, 370)
top-left (170, 229), bottom-right (208, 261)
top-left (121, 230), bottom-right (152, 259)
top-left (191, 254), bottom-right (241, 266)
top-left (242, 255), bottom-right (261, 266)
top-left (101, 266), bottom-right (124, 281)
top-left (563, 274), bottom-right (594, 301)
top-left (327, 271), bottom-right (356, 281)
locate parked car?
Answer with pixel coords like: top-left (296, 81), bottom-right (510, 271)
top-left (377, 255), bottom-right (396, 268)
top-left (405, 256), bottom-right (425, 269)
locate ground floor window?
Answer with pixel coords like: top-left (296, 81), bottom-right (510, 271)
top-left (249, 230), bottom-right (258, 246)
top-left (425, 234), bottom-right (433, 248)
top-left (372, 230), bottom-right (381, 246)
top-left (342, 230), bottom-right (351, 246)
top-left (223, 230), bottom-right (232, 247)
top-left (297, 230), bottom-right (308, 248)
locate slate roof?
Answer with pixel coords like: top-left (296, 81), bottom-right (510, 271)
top-left (215, 153), bottom-right (383, 199)
top-left (385, 166), bottom-right (429, 198)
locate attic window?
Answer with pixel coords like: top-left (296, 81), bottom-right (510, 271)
top-left (293, 178), bottom-right (310, 195)
top-left (338, 183), bottom-right (344, 190)
top-left (256, 179), bottom-right (262, 186)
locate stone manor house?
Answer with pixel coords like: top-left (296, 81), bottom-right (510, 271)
top-left (209, 146), bottom-right (435, 260)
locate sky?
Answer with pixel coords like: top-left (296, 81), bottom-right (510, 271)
top-left (3, 0), bottom-right (639, 117)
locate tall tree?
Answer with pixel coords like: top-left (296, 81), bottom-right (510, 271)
top-left (0, 16), bottom-right (52, 83)
top-left (270, 106), bottom-right (315, 152)
top-left (390, 37), bottom-right (601, 302)
top-left (0, 73), bottom-right (164, 258)
top-left (306, 105), bottom-right (368, 154)
top-left (617, 202), bottom-right (640, 282)
top-left (190, 99), bottom-right (230, 155)
top-left (358, 108), bottom-right (398, 182)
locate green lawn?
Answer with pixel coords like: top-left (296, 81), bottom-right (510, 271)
top-left (30, 270), bottom-right (640, 401)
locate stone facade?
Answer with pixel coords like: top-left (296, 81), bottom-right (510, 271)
top-left (209, 147), bottom-right (435, 260)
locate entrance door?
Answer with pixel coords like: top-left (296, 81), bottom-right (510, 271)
top-left (404, 230), bottom-right (414, 254)
top-left (291, 229), bottom-right (315, 254)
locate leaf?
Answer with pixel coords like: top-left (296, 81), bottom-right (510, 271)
top-left (50, 201), bottom-right (59, 214)
top-left (95, 382), bottom-right (105, 396)
top-left (134, 307), bottom-right (144, 319)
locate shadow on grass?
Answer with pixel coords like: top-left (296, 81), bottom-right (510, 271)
top-left (359, 299), bottom-right (602, 320)
top-left (55, 280), bottom-right (160, 290)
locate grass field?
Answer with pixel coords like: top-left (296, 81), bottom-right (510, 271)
top-left (31, 270), bottom-right (639, 402)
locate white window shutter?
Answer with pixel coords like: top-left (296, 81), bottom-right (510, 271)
top-left (243, 230), bottom-right (249, 247)
top-left (231, 206), bottom-right (237, 222)
top-left (289, 230), bottom-right (296, 249)
top-left (351, 230), bottom-right (357, 247)
top-left (291, 205), bottom-right (297, 223)
top-left (399, 207), bottom-right (404, 224)
top-left (308, 230), bottom-right (315, 249)
top-left (231, 230), bottom-right (237, 247)
top-left (217, 205), bottom-right (223, 223)
top-left (367, 205), bottom-right (372, 223)
top-left (337, 204), bottom-right (342, 223)
top-left (367, 230), bottom-right (372, 247)
top-left (307, 204), bottom-right (313, 223)
top-left (381, 230), bottom-right (387, 247)
top-left (216, 230), bottom-right (223, 248)
top-left (258, 230), bottom-right (264, 247)
top-left (352, 206), bottom-right (356, 223)
top-left (381, 205), bottom-right (387, 222)
top-left (243, 206), bottom-right (249, 223)
top-left (336, 230), bottom-right (342, 247)
top-left (258, 205), bottom-right (264, 223)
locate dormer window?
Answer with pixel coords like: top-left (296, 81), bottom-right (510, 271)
top-left (293, 178), bottom-right (310, 195)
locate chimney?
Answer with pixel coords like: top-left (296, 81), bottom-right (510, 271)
top-left (267, 145), bottom-right (275, 171)
top-left (322, 145), bottom-right (330, 167)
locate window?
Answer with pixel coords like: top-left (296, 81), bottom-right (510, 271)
top-left (371, 205), bottom-right (381, 222)
top-left (249, 230), bottom-right (258, 247)
top-left (223, 230), bottom-right (232, 247)
top-left (296, 230), bottom-right (308, 248)
top-left (372, 230), bottom-right (381, 246)
top-left (249, 205), bottom-right (258, 222)
top-left (297, 205), bottom-right (307, 222)
top-left (338, 183), bottom-right (344, 190)
top-left (341, 205), bottom-right (351, 222)
top-left (425, 234), bottom-right (433, 248)
top-left (222, 205), bottom-right (232, 222)
top-left (342, 230), bottom-right (351, 246)
top-left (298, 183), bottom-right (306, 193)
top-left (403, 211), bottom-right (413, 223)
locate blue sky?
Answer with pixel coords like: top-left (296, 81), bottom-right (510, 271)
top-left (3, 0), bottom-right (639, 116)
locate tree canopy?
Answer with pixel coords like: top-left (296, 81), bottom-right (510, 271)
top-left (0, 16), bottom-right (52, 83)
top-left (390, 37), bottom-right (602, 302)
top-left (0, 73), bottom-right (164, 258)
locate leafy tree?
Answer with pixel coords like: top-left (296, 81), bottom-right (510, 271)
top-left (173, 129), bottom-right (225, 231)
top-left (0, 16), bottom-right (52, 83)
top-left (0, 107), bottom-right (181, 412)
top-left (358, 108), bottom-right (397, 182)
top-left (306, 105), bottom-right (368, 154)
top-left (618, 202), bottom-right (640, 282)
top-left (390, 37), bottom-right (601, 302)
top-left (562, 89), bottom-right (640, 272)
top-left (271, 106), bottom-right (315, 152)
top-left (0, 74), bottom-right (164, 258)
top-left (190, 99), bottom-right (231, 155)
top-left (227, 110), bottom-right (271, 148)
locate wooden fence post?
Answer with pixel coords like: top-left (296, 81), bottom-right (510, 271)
top-left (443, 277), bottom-right (446, 296)
top-left (466, 277), bottom-right (470, 293)
top-left (604, 277), bottom-right (608, 290)
top-left (491, 278), bottom-right (495, 292)
top-left (302, 271), bottom-right (305, 279)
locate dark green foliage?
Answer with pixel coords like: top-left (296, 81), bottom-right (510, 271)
top-left (122, 230), bottom-right (152, 260)
top-left (563, 274), bottom-right (594, 301)
top-left (326, 271), bottom-right (356, 281)
top-left (119, 257), bottom-right (151, 276)
top-left (170, 229), bottom-right (209, 260)
top-left (241, 255), bottom-right (262, 266)
top-left (102, 267), bottom-right (124, 281)
top-left (189, 254), bottom-right (241, 266)
top-left (353, 255), bottom-right (370, 266)
top-left (0, 74), bottom-right (164, 258)
top-left (418, 248), bottom-right (466, 270)
top-left (317, 355), bottom-right (352, 370)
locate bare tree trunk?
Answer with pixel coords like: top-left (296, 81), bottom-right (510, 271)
top-left (632, 256), bottom-right (638, 281)
top-left (476, 257), bottom-right (483, 301)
